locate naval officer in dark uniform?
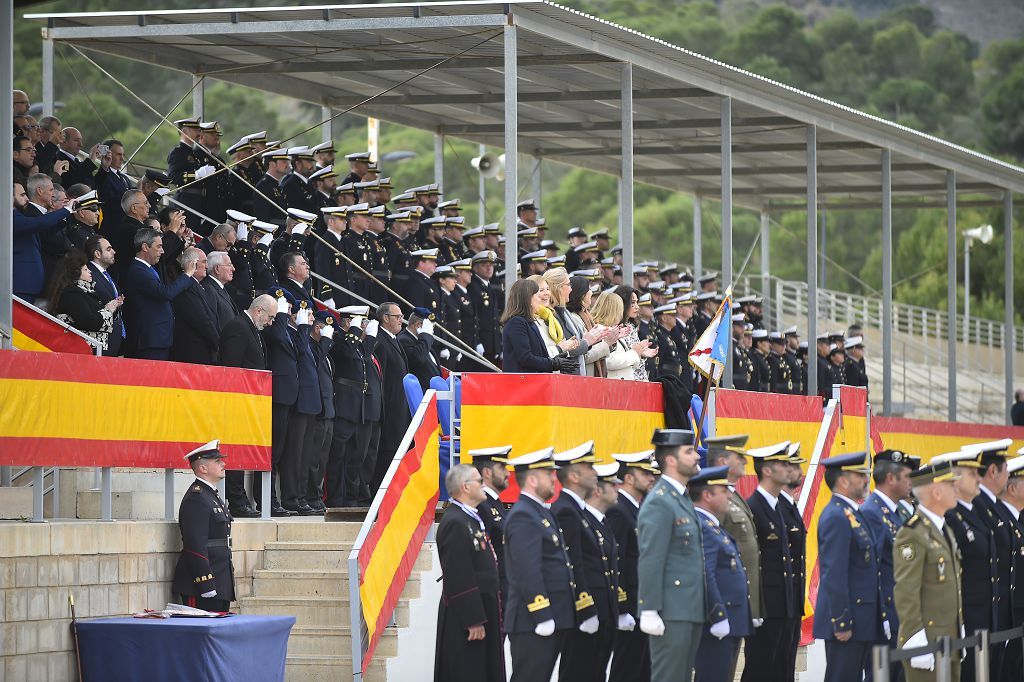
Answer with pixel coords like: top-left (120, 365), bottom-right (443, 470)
top-left (172, 440), bottom-right (235, 612)
top-left (503, 448), bottom-right (576, 682)
top-left (469, 446), bottom-right (513, 608)
top-left (434, 464), bottom-right (504, 682)
top-left (813, 452), bottom-right (884, 682)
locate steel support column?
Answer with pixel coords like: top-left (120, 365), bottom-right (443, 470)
top-left (478, 143), bottom-right (486, 224)
top-left (1005, 191), bottom-right (1015, 424)
top-left (0, 5), bottom-right (12, 351)
top-left (192, 74), bottom-right (204, 119)
top-left (760, 208), bottom-right (771, 327)
top-left (806, 126), bottom-right (818, 398)
top-left (947, 171), bottom-right (958, 421)
top-left (882, 149), bottom-right (893, 417)
top-left (503, 23), bottom-right (519, 297)
top-left (321, 104), bottom-right (333, 144)
top-left (434, 132), bottom-right (444, 195)
top-left (721, 97), bottom-right (733, 386)
top-left (532, 156), bottom-right (542, 212)
top-left (42, 39), bottom-right (54, 118)
top-left (620, 63), bottom-right (634, 287)
top-left (693, 193), bottom-right (702, 277)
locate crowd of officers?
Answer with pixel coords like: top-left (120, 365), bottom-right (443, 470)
top-left (435, 432), bottom-right (1024, 682)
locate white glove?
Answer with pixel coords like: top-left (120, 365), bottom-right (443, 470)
top-left (439, 349), bottom-right (450, 361)
top-left (883, 620), bottom-right (891, 641)
top-left (322, 297), bottom-right (336, 310)
top-left (616, 613), bottom-right (636, 631)
top-left (364, 320), bottom-right (379, 338)
top-left (710, 619), bottom-right (730, 640)
top-left (579, 615), bottom-right (599, 634)
top-left (752, 618), bottom-right (764, 628)
top-left (534, 619), bottom-right (556, 637)
top-left (236, 222), bottom-right (248, 241)
top-left (321, 324), bottom-right (334, 339)
top-left (291, 222), bottom-right (308, 236)
top-left (904, 629), bottom-right (933, 670)
top-left (350, 316), bottom-right (364, 330)
top-left (195, 164), bottom-right (215, 180)
top-left (276, 297), bottom-right (290, 315)
top-left (296, 308), bottom-right (312, 326)
top-left (421, 319), bottom-right (434, 335)
top-left (639, 611), bottom-right (665, 637)
top-left (258, 232), bottom-right (274, 247)
top-left (200, 590), bottom-right (217, 598)
top-left (960, 624), bottom-right (966, 661)
top-left (475, 343), bottom-right (484, 354)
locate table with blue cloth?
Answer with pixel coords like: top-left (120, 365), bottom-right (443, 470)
top-left (75, 614), bottom-right (296, 682)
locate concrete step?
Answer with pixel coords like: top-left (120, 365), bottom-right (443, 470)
top-left (0, 486), bottom-right (33, 519)
top-left (275, 521), bottom-right (362, 542)
top-left (288, 625), bottom-right (397, 657)
top-left (77, 490), bottom-right (175, 520)
top-left (286, 654), bottom-right (385, 682)
top-left (263, 541), bottom-right (432, 571)
top-left (238, 596), bottom-right (411, 627)
top-left (252, 569), bottom-right (422, 599)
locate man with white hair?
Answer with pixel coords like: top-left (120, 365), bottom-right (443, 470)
top-left (203, 250), bottom-right (238, 331)
top-left (167, 247), bottom-right (218, 365)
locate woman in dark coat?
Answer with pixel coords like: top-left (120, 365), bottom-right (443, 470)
top-left (500, 278), bottom-right (574, 373)
top-left (47, 249), bottom-right (122, 352)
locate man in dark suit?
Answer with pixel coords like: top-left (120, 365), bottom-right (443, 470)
top-left (170, 248), bottom-right (220, 365)
top-left (503, 448), bottom-right (576, 682)
top-left (122, 228), bottom-right (198, 360)
top-left (202, 251), bottom-right (238, 332)
top-left (606, 451), bottom-right (658, 682)
top-left (742, 442), bottom-right (797, 682)
top-left (12, 180), bottom-right (71, 301)
top-left (105, 189), bottom-right (152, 282)
top-left (397, 307), bottom-right (441, 391)
top-left (218, 294), bottom-right (275, 518)
top-left (325, 307), bottom-right (373, 508)
top-left (304, 311), bottom-right (335, 513)
top-left (434, 464), bottom-right (504, 682)
top-left (56, 127), bottom-right (99, 190)
top-left (369, 302), bottom-right (412, 495)
top-left (94, 140), bottom-right (133, 231)
top-left (277, 250), bottom-right (316, 310)
top-left (85, 235), bottom-right (125, 356)
top-left (813, 452), bottom-right (883, 682)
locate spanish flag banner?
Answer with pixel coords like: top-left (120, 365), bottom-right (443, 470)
top-left (358, 392), bottom-right (441, 673)
top-left (12, 296), bottom-right (95, 354)
top-left (875, 416), bottom-right (1024, 460)
top-left (0, 350), bottom-right (271, 470)
top-left (460, 373), bottom-right (665, 500)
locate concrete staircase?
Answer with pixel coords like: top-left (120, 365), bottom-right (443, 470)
top-left (237, 520), bottom-right (431, 682)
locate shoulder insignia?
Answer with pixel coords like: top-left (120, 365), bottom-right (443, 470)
top-left (527, 595), bottom-right (551, 613)
top-left (193, 485), bottom-right (201, 492)
top-left (899, 543), bottom-right (915, 561)
top-left (905, 514), bottom-right (921, 528)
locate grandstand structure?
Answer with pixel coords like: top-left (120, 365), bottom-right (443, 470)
top-left (13, 0), bottom-right (1024, 422)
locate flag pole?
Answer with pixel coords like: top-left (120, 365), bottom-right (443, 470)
top-left (694, 378), bottom-right (713, 447)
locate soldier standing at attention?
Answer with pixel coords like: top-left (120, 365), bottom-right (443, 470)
top-left (172, 440), bottom-right (235, 613)
top-left (637, 429), bottom-right (706, 680)
top-left (893, 461), bottom-right (963, 682)
top-left (469, 446), bottom-right (513, 610)
top-left (503, 448), bottom-right (576, 682)
top-left (779, 443), bottom-right (808, 681)
top-left (813, 452), bottom-right (885, 682)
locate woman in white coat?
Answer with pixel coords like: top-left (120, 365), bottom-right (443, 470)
top-left (591, 291), bottom-right (657, 380)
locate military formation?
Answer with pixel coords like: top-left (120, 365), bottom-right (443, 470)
top-left (428, 433), bottom-right (1024, 682)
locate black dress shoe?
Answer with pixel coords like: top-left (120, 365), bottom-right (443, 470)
top-left (307, 500), bottom-right (326, 512)
top-left (271, 506), bottom-right (297, 517)
top-left (230, 505), bottom-right (260, 518)
top-left (285, 503), bottom-right (321, 517)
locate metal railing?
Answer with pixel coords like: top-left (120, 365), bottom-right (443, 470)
top-left (872, 626), bottom-right (1024, 681)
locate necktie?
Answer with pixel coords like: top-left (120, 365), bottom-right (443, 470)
top-left (102, 270), bottom-right (126, 338)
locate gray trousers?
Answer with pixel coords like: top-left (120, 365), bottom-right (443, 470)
top-left (650, 620), bottom-right (703, 681)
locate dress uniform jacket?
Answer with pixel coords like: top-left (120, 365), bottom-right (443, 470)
top-left (732, 344), bottom-right (754, 391)
top-left (452, 285), bottom-right (478, 367)
top-left (946, 501), bottom-right (998, 635)
top-left (550, 492), bottom-right (600, 624)
top-left (893, 512), bottom-right (963, 682)
top-left (694, 510), bottom-right (752, 682)
top-left (172, 479), bottom-right (235, 605)
top-left (253, 174), bottom-right (287, 227)
top-left (606, 491), bottom-right (650, 682)
top-left (383, 232), bottom-right (412, 292)
top-left (692, 310), bottom-right (712, 341)
top-left (769, 351), bottom-right (795, 393)
top-left (1001, 503), bottom-right (1024, 682)
top-left (785, 350), bottom-right (804, 395)
top-left (402, 270), bottom-right (442, 317)
top-left (167, 142), bottom-right (197, 187)
top-left (365, 232), bottom-right (391, 303)
top-left (281, 173), bottom-right (318, 214)
top-left (974, 489), bottom-right (1014, 632)
top-left (397, 328), bottom-right (440, 391)
top-left (844, 357), bottom-right (868, 388)
top-left (723, 488), bottom-right (762, 619)
top-left (575, 506), bottom-right (621, 681)
top-left (504, 493), bottom-right (576, 632)
top-left (860, 492), bottom-right (903, 641)
top-left (750, 349), bottom-right (771, 392)
top-left (434, 503), bottom-right (504, 682)
top-left (440, 289), bottom-right (461, 342)
top-left (651, 324), bottom-right (684, 379)
top-left (339, 230), bottom-right (372, 306)
top-left (478, 490), bottom-right (508, 600)
top-left (314, 230), bottom-right (350, 302)
top-left (637, 476), bottom-right (706, 680)
top-left (469, 276), bottom-right (501, 363)
top-left (779, 492), bottom-right (808, 682)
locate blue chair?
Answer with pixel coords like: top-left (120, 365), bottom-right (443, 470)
top-left (453, 375), bottom-right (462, 420)
top-left (430, 376), bottom-right (453, 438)
top-left (403, 374), bottom-right (424, 417)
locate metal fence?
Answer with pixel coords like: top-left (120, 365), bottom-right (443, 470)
top-left (872, 627), bottom-right (1024, 682)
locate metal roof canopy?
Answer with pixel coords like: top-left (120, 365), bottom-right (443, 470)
top-left (22, 1), bottom-right (1020, 434)
top-left (25, 0), bottom-right (1024, 205)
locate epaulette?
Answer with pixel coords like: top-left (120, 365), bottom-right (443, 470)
top-left (904, 514), bottom-right (920, 528)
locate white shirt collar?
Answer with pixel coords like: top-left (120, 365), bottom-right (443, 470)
top-left (918, 504), bottom-right (946, 533)
top-left (561, 488), bottom-right (586, 510)
top-left (292, 171), bottom-right (308, 182)
top-left (520, 491), bottom-right (550, 509)
top-left (452, 499), bottom-right (485, 529)
top-left (695, 506), bottom-right (719, 525)
top-left (980, 484), bottom-right (998, 504)
top-left (59, 148), bottom-right (77, 161)
top-left (197, 477), bottom-right (219, 492)
top-left (134, 256), bottom-right (153, 269)
top-left (661, 475), bottom-right (688, 498)
top-left (958, 498), bottom-right (974, 511)
top-left (456, 283), bottom-right (468, 294)
top-left (209, 276), bottom-right (226, 289)
top-left (756, 485), bottom-right (778, 511)
top-left (29, 201), bottom-right (49, 215)
top-left (899, 499), bottom-right (915, 514)
top-left (483, 485), bottom-right (499, 500)
top-left (90, 260), bottom-right (108, 273)
top-left (381, 328), bottom-right (397, 340)
top-left (780, 490), bottom-right (795, 505)
top-left (873, 489), bottom-right (898, 513)
top-left (833, 493), bottom-right (859, 510)
top-left (584, 503), bottom-right (605, 523)
top-left (619, 489), bottom-right (640, 509)
top-left (1002, 499), bottom-right (1021, 520)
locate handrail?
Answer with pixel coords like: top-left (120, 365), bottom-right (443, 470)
top-left (13, 295), bottom-right (104, 352)
top-left (872, 626), bottom-right (1024, 681)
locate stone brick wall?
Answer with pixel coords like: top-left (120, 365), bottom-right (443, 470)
top-left (0, 520), bottom-right (276, 682)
